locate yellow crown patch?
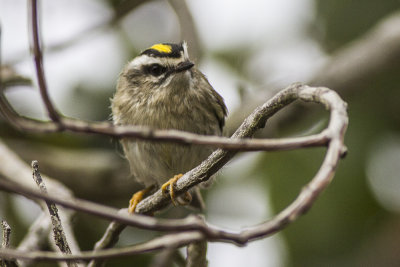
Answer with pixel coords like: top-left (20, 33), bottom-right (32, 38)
top-left (150, 44), bottom-right (172, 54)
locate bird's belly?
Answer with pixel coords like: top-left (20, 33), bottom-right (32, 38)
top-left (124, 140), bottom-right (212, 187)
top-left (121, 101), bottom-right (220, 187)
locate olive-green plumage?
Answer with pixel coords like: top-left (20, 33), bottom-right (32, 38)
top-left (111, 42), bottom-right (227, 208)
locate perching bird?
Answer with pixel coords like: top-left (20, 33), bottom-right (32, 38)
top-left (111, 42), bottom-right (227, 212)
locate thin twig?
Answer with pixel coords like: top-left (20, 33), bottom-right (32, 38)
top-left (28, 0), bottom-right (60, 122)
top-left (0, 66), bottom-right (32, 88)
top-left (0, 176), bottom-right (206, 233)
top-left (87, 212), bottom-right (128, 267)
top-left (92, 212), bottom-right (127, 251)
top-left (0, 232), bottom-right (204, 262)
top-left (1, 220), bottom-right (18, 267)
top-left (31, 161), bottom-right (77, 267)
top-left (1, 221), bottom-right (11, 250)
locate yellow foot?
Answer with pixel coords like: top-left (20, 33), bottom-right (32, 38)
top-left (128, 186), bottom-right (153, 213)
top-left (161, 174), bottom-right (184, 206)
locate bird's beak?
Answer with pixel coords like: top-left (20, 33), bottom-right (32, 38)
top-left (175, 61), bottom-right (194, 73)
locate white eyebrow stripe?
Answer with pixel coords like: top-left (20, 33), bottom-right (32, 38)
top-left (128, 55), bottom-right (185, 70)
top-left (128, 55), bottom-right (157, 69)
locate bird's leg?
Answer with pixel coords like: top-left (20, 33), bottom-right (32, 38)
top-left (161, 174), bottom-right (190, 206)
top-left (128, 185), bottom-right (154, 213)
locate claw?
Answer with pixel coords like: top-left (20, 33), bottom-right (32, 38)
top-left (161, 174), bottom-right (183, 205)
top-left (128, 186), bottom-right (153, 213)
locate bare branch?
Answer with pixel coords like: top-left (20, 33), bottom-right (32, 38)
top-left (1, 221), bottom-right (11, 250)
top-left (0, 232), bottom-right (204, 262)
top-left (0, 85), bottom-right (329, 152)
top-left (28, 0), bottom-right (60, 122)
top-left (0, 76), bottom-right (326, 153)
top-left (15, 212), bottom-right (82, 267)
top-left (31, 161), bottom-right (77, 267)
top-left (92, 212), bottom-right (127, 251)
top-left (0, 66), bottom-right (32, 88)
top-left (0, 177), bottom-right (212, 239)
top-left (88, 210), bottom-right (130, 267)
top-left (1, 220), bottom-right (18, 267)
top-left (186, 240), bottom-right (208, 267)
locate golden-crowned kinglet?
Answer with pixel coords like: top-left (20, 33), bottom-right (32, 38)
top-left (111, 42), bottom-right (227, 213)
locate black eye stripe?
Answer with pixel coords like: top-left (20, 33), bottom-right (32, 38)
top-left (144, 64), bottom-right (167, 76)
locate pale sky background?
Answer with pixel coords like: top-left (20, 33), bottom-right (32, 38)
top-left (0, 1), bottom-right (327, 266)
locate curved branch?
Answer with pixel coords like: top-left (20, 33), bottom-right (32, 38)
top-left (0, 84), bottom-right (348, 260)
top-left (134, 84), bottom-right (347, 215)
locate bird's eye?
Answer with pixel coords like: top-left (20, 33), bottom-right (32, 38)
top-left (147, 64), bottom-right (166, 76)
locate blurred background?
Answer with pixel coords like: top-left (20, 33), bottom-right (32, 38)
top-left (1, 0), bottom-right (400, 266)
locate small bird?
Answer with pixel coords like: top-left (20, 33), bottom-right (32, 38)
top-left (111, 42), bottom-right (227, 213)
